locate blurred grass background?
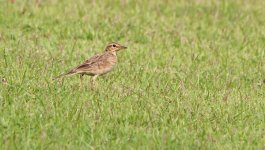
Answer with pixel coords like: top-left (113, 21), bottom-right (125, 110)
top-left (0, 0), bottom-right (264, 149)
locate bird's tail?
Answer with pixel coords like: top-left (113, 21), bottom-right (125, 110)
top-left (53, 73), bottom-right (66, 80)
top-left (53, 71), bottom-right (76, 80)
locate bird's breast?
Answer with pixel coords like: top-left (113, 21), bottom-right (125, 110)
top-left (91, 54), bottom-right (117, 75)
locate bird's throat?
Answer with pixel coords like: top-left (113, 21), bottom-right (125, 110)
top-left (109, 50), bottom-right (117, 56)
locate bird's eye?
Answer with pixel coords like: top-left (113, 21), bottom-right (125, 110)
top-left (113, 44), bottom-right (116, 47)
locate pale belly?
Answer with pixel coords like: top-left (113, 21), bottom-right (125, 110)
top-left (84, 64), bottom-right (115, 76)
top-left (92, 66), bottom-right (114, 75)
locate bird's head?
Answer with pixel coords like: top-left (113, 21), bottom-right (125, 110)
top-left (105, 42), bottom-right (127, 52)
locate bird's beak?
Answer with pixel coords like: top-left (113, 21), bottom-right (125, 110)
top-left (120, 45), bottom-right (127, 49)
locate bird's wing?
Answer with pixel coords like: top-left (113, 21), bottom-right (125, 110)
top-left (68, 54), bottom-right (102, 73)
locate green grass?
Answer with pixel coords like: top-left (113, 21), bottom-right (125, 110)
top-left (0, 0), bottom-right (265, 149)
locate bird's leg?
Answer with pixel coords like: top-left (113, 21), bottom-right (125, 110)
top-left (60, 77), bottom-right (65, 86)
top-left (91, 75), bottom-right (98, 87)
top-left (79, 74), bottom-right (84, 87)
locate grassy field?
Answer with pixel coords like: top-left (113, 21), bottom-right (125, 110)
top-left (0, 0), bottom-right (265, 149)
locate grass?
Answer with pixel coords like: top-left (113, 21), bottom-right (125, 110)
top-left (0, 0), bottom-right (265, 149)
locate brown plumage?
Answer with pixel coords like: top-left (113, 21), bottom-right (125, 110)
top-left (53, 42), bottom-right (127, 83)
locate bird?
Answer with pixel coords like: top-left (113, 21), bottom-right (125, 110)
top-left (53, 42), bottom-right (127, 85)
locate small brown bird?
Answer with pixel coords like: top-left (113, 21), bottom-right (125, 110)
top-left (54, 42), bottom-right (127, 84)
